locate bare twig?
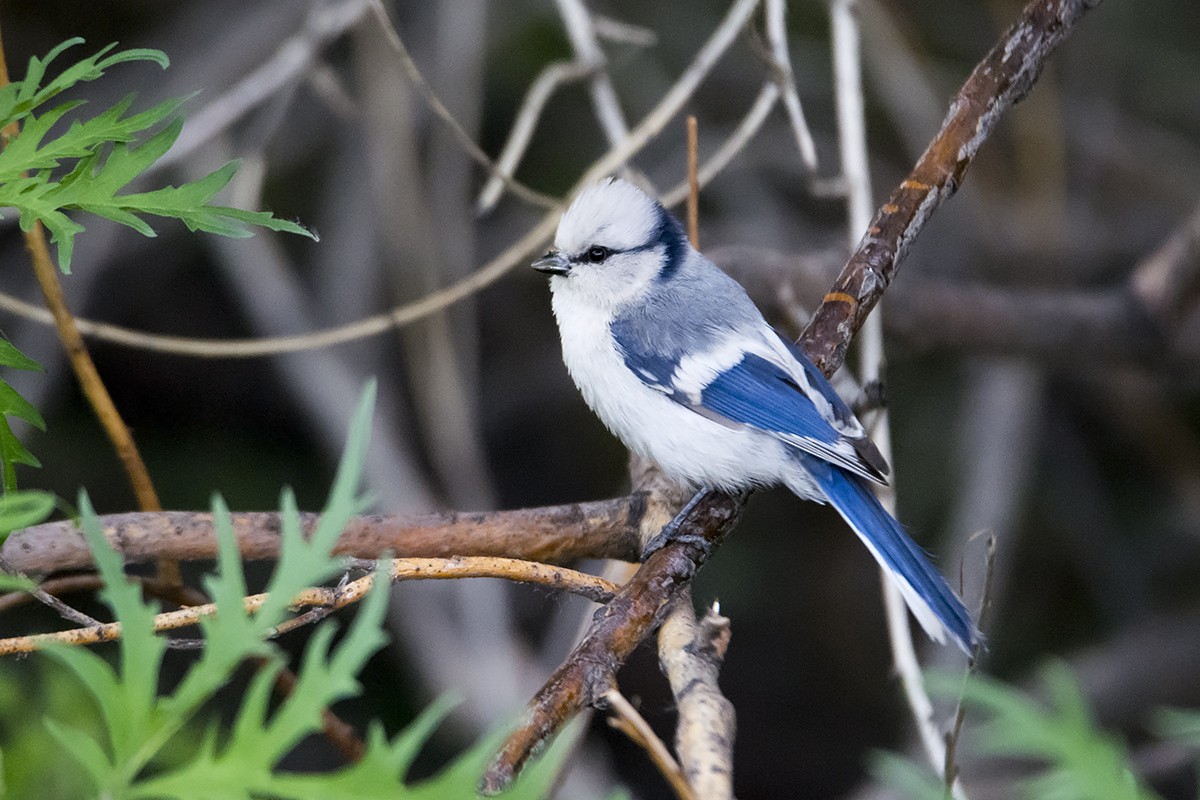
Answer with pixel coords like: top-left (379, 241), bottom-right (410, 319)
top-left (556, 0), bottom-right (630, 146)
top-left (159, 0), bottom-right (373, 169)
top-left (476, 59), bottom-right (595, 212)
top-left (31, 586), bottom-right (99, 627)
top-left (765, 0), bottom-right (818, 172)
top-left (0, 0), bottom-right (777, 363)
top-left (686, 116), bottom-right (700, 248)
top-left (831, 0), bottom-right (965, 792)
top-left (604, 688), bottom-right (696, 800)
top-left (663, 82), bottom-right (780, 204)
top-left (480, 492), bottom-right (743, 794)
top-left (0, 573), bottom-right (104, 615)
top-left (658, 599), bottom-right (736, 800)
top-left (367, 1), bottom-right (560, 210)
top-left (0, 556), bottom-right (621, 656)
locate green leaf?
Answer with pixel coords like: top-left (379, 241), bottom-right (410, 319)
top-left (0, 570), bottom-right (37, 592)
top-left (34, 382), bottom-right (587, 798)
top-left (45, 492), bottom-right (169, 777)
top-left (0, 40), bottom-right (313, 272)
top-left (1153, 707), bottom-right (1200, 749)
top-left (0, 338), bottom-right (43, 371)
top-left (925, 664), bottom-right (1160, 800)
top-left (0, 490), bottom-right (56, 539)
top-left (867, 751), bottom-right (949, 800)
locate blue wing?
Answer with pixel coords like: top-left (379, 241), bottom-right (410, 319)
top-left (688, 342), bottom-right (888, 483)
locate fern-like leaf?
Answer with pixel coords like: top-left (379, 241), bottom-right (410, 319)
top-left (0, 40), bottom-right (314, 272)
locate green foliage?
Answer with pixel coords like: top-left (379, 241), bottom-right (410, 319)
top-left (1154, 707), bottom-right (1200, 749)
top-left (873, 663), bottom-right (1160, 800)
top-left (0, 38), bottom-right (315, 273)
top-left (0, 335), bottom-right (52, 539)
top-left (0, 37), bottom-right (322, 542)
top-left (0, 337), bottom-right (44, 491)
top-left (7, 383), bottom-right (573, 798)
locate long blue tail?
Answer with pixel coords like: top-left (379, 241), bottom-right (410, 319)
top-left (798, 456), bottom-right (978, 653)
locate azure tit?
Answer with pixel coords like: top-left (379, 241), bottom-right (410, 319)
top-left (533, 178), bottom-right (978, 652)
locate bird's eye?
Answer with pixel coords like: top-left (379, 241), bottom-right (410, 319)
top-left (584, 245), bottom-right (610, 263)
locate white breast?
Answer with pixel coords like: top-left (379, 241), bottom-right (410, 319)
top-left (549, 284), bottom-right (805, 494)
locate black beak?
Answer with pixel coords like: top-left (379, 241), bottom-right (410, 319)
top-left (531, 251), bottom-right (571, 276)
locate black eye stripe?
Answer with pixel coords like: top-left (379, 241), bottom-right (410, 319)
top-left (575, 245), bottom-right (613, 264)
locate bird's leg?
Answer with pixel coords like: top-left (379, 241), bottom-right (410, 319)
top-left (850, 378), bottom-right (887, 418)
top-left (639, 489), bottom-right (712, 560)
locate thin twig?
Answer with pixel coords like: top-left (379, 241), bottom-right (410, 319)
top-left (0, 26), bottom-right (176, 586)
top-left (662, 82), bottom-right (780, 205)
top-left (831, 0), bottom-right (964, 791)
top-left (0, 2), bottom-right (775, 362)
top-left (367, 1), bottom-right (560, 210)
top-left (159, 0), bottom-right (373, 169)
top-left (0, 573), bottom-right (104, 615)
top-left (557, 0), bottom-right (630, 147)
top-left (0, 556), bottom-right (622, 656)
top-left (604, 688), bottom-right (696, 800)
top-left (29, 584), bottom-right (101, 627)
top-left (765, 0), bottom-right (818, 173)
top-left (686, 116), bottom-right (700, 248)
top-left (476, 59), bottom-right (596, 213)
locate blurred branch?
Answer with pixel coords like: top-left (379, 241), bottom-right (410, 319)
top-left (476, 59), bottom-right (596, 213)
top-left (0, 556), bottom-right (620, 656)
top-left (604, 688), bottom-right (695, 800)
top-left (658, 598), bottom-right (736, 800)
top-left (831, 0), bottom-right (967, 792)
top-left (1130, 199), bottom-right (1200, 331)
top-left (709, 243), bottom-right (1183, 367)
top-left (366, 1), bottom-right (560, 210)
top-left (0, 498), bottom-right (647, 574)
top-left (481, 0), bottom-right (1100, 792)
top-left (556, 0), bottom-right (630, 146)
top-left (765, 0), bottom-right (818, 173)
top-left (159, 0), bottom-right (373, 169)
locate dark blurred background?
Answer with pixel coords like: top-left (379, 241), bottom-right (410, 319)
top-left (0, 1), bottom-right (1198, 797)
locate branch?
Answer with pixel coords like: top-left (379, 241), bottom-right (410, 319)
top-left (801, 0), bottom-right (1103, 374)
top-left (0, 556), bottom-right (620, 656)
top-left (481, 489), bottom-right (741, 793)
top-left (0, 497), bottom-right (647, 574)
top-left (158, 0), bottom-right (373, 169)
top-left (481, 0), bottom-right (1101, 791)
top-left (658, 598), bottom-right (736, 800)
top-left (708, 244), bottom-right (1170, 367)
top-left (604, 688), bottom-right (695, 800)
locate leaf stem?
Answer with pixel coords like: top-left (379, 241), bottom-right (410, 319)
top-left (0, 21), bottom-right (176, 585)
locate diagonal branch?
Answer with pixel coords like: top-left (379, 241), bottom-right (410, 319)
top-left (800, 0), bottom-right (1103, 374)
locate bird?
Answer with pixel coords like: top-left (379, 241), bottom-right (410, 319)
top-left (532, 177), bottom-right (978, 653)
